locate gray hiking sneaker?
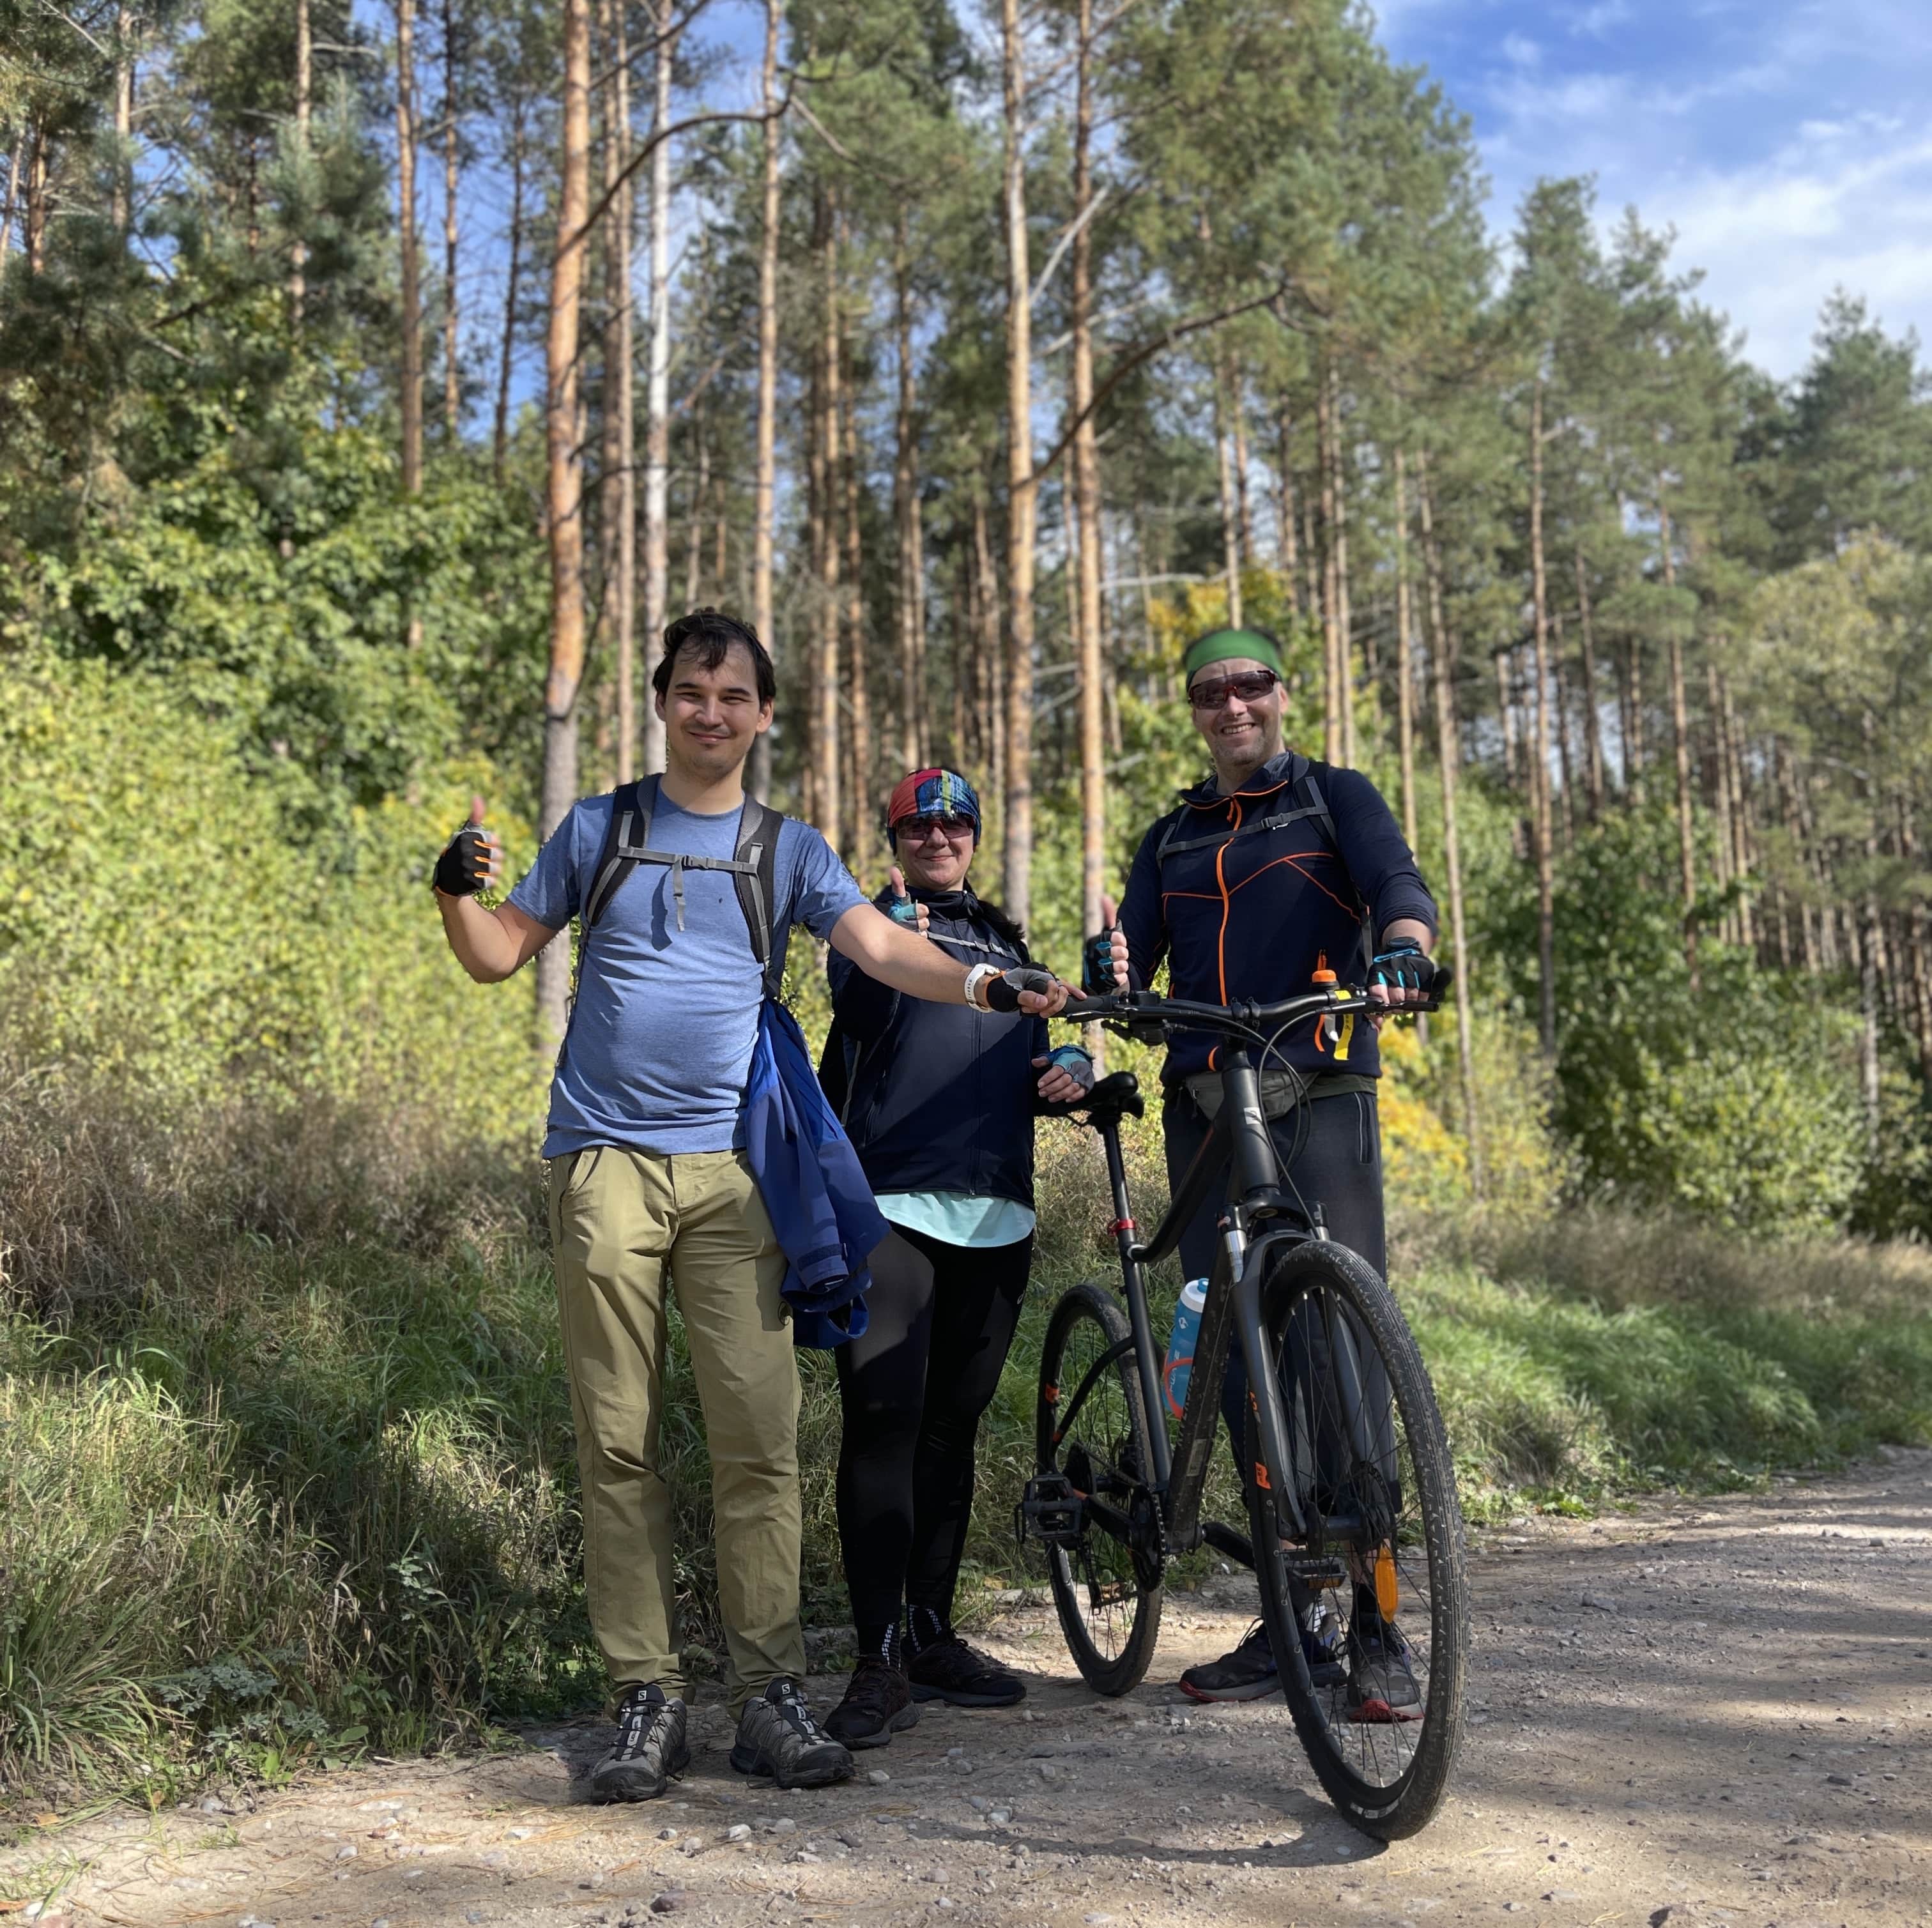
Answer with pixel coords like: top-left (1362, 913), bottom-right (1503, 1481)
top-left (1346, 1618), bottom-right (1423, 1720)
top-left (730, 1677), bottom-right (854, 1789)
top-left (590, 1682), bottom-right (690, 1802)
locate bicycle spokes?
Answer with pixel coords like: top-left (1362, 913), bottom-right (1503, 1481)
top-left (1271, 1279), bottom-right (1436, 1780)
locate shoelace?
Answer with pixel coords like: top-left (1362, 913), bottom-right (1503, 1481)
top-left (617, 1694), bottom-right (671, 1757)
top-left (771, 1685), bottom-right (829, 1742)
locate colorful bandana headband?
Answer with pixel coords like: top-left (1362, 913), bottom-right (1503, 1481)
top-left (884, 767), bottom-right (983, 843)
top-left (1183, 627), bottom-right (1287, 685)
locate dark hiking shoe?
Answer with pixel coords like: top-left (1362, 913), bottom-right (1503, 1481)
top-left (1346, 1618), bottom-right (1422, 1720)
top-left (825, 1657), bottom-right (919, 1749)
top-left (906, 1634), bottom-right (1026, 1708)
top-left (1179, 1619), bottom-right (1278, 1702)
top-left (730, 1678), bottom-right (854, 1789)
top-left (590, 1683), bottom-right (690, 1803)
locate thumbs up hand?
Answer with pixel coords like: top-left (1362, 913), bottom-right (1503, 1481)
top-left (886, 865), bottom-right (930, 936)
top-left (433, 796), bottom-right (503, 898)
top-left (1083, 892), bottom-right (1129, 993)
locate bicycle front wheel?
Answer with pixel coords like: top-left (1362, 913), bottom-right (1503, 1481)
top-left (1244, 1238), bottom-right (1468, 1839)
top-left (1036, 1278), bottom-right (1164, 1696)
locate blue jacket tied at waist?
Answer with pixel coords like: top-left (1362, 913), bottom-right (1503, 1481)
top-left (742, 997), bottom-right (887, 1349)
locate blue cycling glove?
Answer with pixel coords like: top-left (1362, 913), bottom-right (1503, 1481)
top-left (1368, 938), bottom-right (1450, 1000)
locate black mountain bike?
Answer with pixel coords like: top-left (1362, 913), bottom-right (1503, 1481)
top-left (1015, 983), bottom-right (1468, 1839)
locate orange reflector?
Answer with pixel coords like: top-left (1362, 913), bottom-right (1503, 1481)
top-left (1374, 1544), bottom-right (1399, 1619)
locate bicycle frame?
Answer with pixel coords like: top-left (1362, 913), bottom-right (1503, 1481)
top-left (1080, 1047), bottom-right (1327, 1554)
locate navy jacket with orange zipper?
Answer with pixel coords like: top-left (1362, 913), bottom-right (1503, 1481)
top-left (1116, 750), bottom-right (1438, 1085)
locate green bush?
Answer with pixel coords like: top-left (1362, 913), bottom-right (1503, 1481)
top-left (0, 650), bottom-right (544, 1139)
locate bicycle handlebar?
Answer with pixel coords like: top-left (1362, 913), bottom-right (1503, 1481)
top-left (1056, 973), bottom-right (1452, 1038)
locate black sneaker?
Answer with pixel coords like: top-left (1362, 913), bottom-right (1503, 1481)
top-left (1179, 1619), bottom-right (1278, 1702)
top-left (906, 1633), bottom-right (1026, 1708)
top-left (730, 1678), bottom-right (854, 1789)
top-left (590, 1683), bottom-right (690, 1803)
top-left (825, 1657), bottom-right (919, 1749)
top-left (1346, 1618), bottom-right (1422, 1720)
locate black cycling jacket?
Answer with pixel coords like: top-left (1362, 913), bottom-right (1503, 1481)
top-left (1117, 750), bottom-right (1438, 1084)
top-left (822, 885), bottom-right (1053, 1208)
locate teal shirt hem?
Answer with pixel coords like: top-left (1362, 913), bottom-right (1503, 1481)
top-left (875, 1190), bottom-right (1037, 1249)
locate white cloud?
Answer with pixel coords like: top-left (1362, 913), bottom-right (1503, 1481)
top-left (1566, 0), bottom-right (1636, 37)
top-left (1503, 32), bottom-right (1542, 68)
top-left (1444, 8), bottom-right (1932, 377)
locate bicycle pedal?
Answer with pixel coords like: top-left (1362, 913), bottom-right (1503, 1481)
top-left (1285, 1556), bottom-right (1349, 1591)
top-left (1015, 1472), bottom-right (1085, 1547)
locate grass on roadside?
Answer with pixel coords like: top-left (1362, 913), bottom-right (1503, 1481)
top-left (4, 1068), bottom-right (1929, 1807)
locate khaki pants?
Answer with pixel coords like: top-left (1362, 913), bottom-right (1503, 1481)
top-left (548, 1144), bottom-right (804, 1714)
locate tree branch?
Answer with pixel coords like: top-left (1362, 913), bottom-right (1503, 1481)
top-left (1025, 281), bottom-right (1286, 491)
top-left (560, 85), bottom-right (794, 258)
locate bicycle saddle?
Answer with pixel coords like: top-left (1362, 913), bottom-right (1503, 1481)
top-left (1075, 1071), bottom-right (1144, 1120)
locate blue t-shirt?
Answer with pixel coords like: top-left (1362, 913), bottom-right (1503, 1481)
top-left (509, 790), bottom-right (867, 1157)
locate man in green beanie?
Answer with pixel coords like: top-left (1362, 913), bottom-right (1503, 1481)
top-left (1085, 626), bottom-right (1444, 1708)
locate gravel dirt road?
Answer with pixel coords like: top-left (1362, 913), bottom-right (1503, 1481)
top-left (8, 1447), bottom-right (1929, 1928)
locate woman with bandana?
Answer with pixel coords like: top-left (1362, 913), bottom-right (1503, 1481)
top-left (817, 767), bottom-right (1092, 1749)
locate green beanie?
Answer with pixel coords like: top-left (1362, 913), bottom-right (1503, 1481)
top-left (1183, 627), bottom-right (1285, 685)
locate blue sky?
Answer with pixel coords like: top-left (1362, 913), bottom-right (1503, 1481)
top-left (1372, 0), bottom-right (1932, 378)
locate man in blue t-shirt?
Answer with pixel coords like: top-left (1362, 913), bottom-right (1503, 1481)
top-left (433, 610), bottom-right (1066, 1802)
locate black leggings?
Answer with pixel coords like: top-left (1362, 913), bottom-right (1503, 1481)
top-left (834, 1224), bottom-right (1034, 1631)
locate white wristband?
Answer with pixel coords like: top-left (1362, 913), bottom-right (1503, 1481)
top-left (963, 963), bottom-right (999, 1009)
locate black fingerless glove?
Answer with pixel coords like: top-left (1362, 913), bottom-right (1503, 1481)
top-left (1369, 938), bottom-right (1451, 1000)
top-left (433, 825), bottom-right (493, 898)
top-left (1082, 929), bottom-right (1119, 996)
top-left (985, 965), bottom-right (1056, 1013)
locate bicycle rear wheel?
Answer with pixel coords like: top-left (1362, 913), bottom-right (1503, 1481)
top-left (1036, 1278), bottom-right (1163, 1696)
top-left (1244, 1238), bottom-right (1468, 1839)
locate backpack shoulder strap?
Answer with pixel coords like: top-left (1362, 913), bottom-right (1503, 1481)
top-left (732, 797), bottom-right (785, 1000)
top-left (583, 777), bottom-right (654, 931)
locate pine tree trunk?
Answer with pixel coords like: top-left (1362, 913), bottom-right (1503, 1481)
top-left (493, 98), bottom-right (524, 480)
top-left (1, 132), bottom-right (24, 280)
top-left (893, 220), bottom-right (925, 770)
top-left (1705, 659), bottom-right (1735, 939)
top-left (112, 4), bottom-right (135, 234)
top-left (1071, 0), bottom-right (1107, 1062)
top-left (840, 314), bottom-right (869, 852)
top-left (1574, 549), bottom-right (1604, 816)
top-left (608, 0), bottom-right (636, 781)
top-left (395, 0), bottom-right (424, 498)
top-left (684, 415), bottom-right (708, 607)
top-left (974, 480), bottom-right (1006, 869)
top-left (1418, 452), bottom-right (1483, 1197)
top-left (1722, 673), bottom-right (1753, 949)
top-left (1229, 355), bottom-right (1253, 566)
top-left (816, 199), bottom-right (843, 843)
top-left (639, 0), bottom-right (674, 774)
top-left (291, 0), bottom-right (310, 318)
top-left (1000, 0), bottom-right (1036, 924)
top-left (1392, 448), bottom-right (1418, 853)
top-left (1901, 804), bottom-right (1932, 1081)
top-left (1300, 491), bottom-right (1319, 634)
top-left (1317, 372), bottom-right (1340, 765)
top-left (747, 0), bottom-right (783, 800)
top-left (1275, 404), bottom-right (1301, 613)
top-left (1330, 362), bottom-right (1354, 768)
top-left (25, 126), bottom-right (47, 276)
top-left (537, 0), bottom-right (593, 1046)
top-left (1657, 493), bottom-right (1696, 972)
top-left (441, 0), bottom-right (462, 436)
top-left (1777, 740), bottom-right (1820, 973)
top-left (802, 339), bottom-right (825, 827)
top-left (1551, 614), bottom-right (1576, 851)
top-left (1212, 353), bottom-right (1243, 628)
top-left (1528, 380), bottom-right (1556, 1058)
